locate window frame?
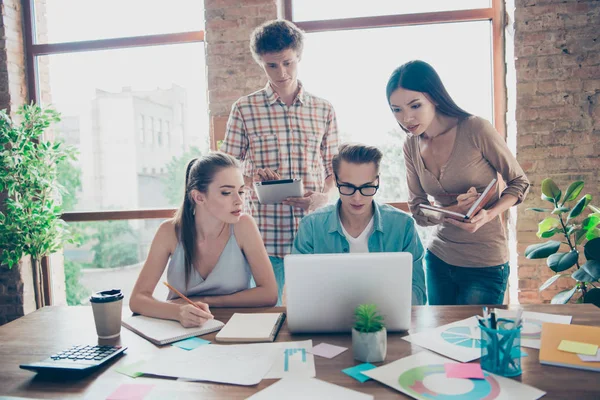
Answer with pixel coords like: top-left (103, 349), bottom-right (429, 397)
top-left (282, 0), bottom-right (506, 138)
top-left (22, 0), bottom-right (206, 303)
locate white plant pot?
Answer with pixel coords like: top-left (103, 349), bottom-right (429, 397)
top-left (352, 327), bottom-right (387, 363)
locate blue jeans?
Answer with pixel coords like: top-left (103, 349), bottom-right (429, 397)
top-left (250, 256), bottom-right (285, 306)
top-left (425, 250), bottom-right (509, 305)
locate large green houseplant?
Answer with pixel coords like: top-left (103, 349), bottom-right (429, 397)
top-left (0, 104), bottom-right (75, 308)
top-left (525, 178), bottom-right (600, 306)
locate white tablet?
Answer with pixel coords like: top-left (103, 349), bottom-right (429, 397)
top-left (253, 179), bottom-right (304, 205)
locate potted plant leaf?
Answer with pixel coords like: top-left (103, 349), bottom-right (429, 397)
top-left (352, 303), bottom-right (387, 362)
top-left (525, 178), bottom-right (600, 306)
top-left (0, 104), bottom-right (76, 308)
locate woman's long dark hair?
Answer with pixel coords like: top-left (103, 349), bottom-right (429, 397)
top-left (173, 152), bottom-right (240, 289)
top-left (386, 60), bottom-right (471, 132)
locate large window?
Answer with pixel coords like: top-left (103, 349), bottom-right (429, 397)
top-left (25, 0), bottom-right (207, 305)
top-left (301, 21), bottom-right (493, 203)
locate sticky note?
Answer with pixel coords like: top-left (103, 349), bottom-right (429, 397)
top-left (444, 363), bottom-right (484, 380)
top-left (578, 349), bottom-right (600, 362)
top-left (310, 343), bottom-right (348, 359)
top-left (107, 383), bottom-right (154, 400)
top-left (114, 360), bottom-right (146, 378)
top-left (342, 363), bottom-right (376, 383)
top-left (172, 337), bottom-right (211, 350)
top-left (558, 340), bottom-right (598, 356)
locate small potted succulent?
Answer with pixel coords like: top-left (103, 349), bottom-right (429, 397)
top-left (352, 303), bottom-right (387, 362)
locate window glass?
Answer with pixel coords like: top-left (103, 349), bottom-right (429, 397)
top-left (35, 0), bottom-right (204, 44)
top-left (45, 43), bottom-right (209, 212)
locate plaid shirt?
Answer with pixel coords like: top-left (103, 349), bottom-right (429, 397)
top-left (221, 82), bottom-right (339, 258)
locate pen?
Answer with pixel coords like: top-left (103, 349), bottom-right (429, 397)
top-left (163, 281), bottom-right (213, 316)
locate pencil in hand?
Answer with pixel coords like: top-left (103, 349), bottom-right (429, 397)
top-left (163, 281), bottom-right (213, 318)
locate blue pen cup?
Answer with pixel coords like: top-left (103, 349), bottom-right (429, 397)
top-left (480, 318), bottom-right (522, 377)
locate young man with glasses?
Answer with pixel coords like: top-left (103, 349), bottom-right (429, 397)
top-left (293, 143), bottom-right (427, 305)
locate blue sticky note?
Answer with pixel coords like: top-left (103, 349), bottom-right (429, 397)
top-left (342, 363), bottom-right (377, 383)
top-left (172, 337), bottom-right (210, 350)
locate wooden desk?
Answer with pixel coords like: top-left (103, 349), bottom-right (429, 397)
top-left (1, 304), bottom-right (599, 399)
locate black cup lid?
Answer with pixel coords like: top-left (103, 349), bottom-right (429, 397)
top-left (90, 289), bottom-right (124, 303)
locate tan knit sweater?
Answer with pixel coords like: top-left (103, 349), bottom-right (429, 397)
top-left (404, 116), bottom-right (530, 267)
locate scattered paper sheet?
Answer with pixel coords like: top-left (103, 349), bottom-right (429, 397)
top-left (247, 377), bottom-right (373, 400)
top-left (310, 343), bottom-right (348, 359)
top-left (106, 383), bottom-right (154, 400)
top-left (444, 363), bottom-right (484, 380)
top-left (362, 352), bottom-right (546, 400)
top-left (342, 363), bottom-right (376, 383)
top-left (495, 310), bottom-right (572, 349)
top-left (558, 340), bottom-right (598, 356)
top-left (264, 340), bottom-right (316, 379)
top-left (172, 336), bottom-right (210, 350)
top-left (138, 343), bottom-right (280, 386)
top-left (578, 349), bottom-right (600, 362)
top-left (402, 316), bottom-right (483, 362)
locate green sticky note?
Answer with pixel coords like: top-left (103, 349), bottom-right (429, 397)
top-left (115, 360), bottom-right (146, 378)
top-left (558, 340), bottom-right (599, 356)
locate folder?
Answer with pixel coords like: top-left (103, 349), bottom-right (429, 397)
top-left (216, 313), bottom-right (286, 343)
top-left (539, 322), bottom-right (600, 372)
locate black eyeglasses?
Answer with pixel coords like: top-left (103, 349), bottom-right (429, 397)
top-left (335, 175), bottom-right (379, 196)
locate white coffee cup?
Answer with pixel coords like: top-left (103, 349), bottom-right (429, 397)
top-left (90, 289), bottom-right (124, 339)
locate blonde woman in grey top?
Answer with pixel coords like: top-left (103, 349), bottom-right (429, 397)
top-left (386, 60), bottom-right (529, 306)
top-left (130, 153), bottom-right (277, 327)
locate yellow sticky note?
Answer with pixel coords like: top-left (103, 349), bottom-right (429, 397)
top-left (558, 340), bottom-right (599, 356)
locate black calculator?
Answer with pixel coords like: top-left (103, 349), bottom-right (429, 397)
top-left (20, 344), bottom-right (127, 373)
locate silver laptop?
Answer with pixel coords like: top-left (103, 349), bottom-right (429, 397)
top-left (284, 252), bottom-right (413, 333)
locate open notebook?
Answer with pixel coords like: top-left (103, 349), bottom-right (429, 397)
top-left (216, 313), bottom-right (286, 343)
top-left (122, 315), bottom-right (224, 345)
top-left (419, 178), bottom-right (498, 222)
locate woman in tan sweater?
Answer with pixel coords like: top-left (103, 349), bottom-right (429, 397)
top-left (385, 60), bottom-right (529, 305)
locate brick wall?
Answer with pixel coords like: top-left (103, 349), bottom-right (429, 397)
top-left (204, 0), bottom-right (279, 148)
top-left (0, 0), bottom-right (37, 324)
top-left (515, 0), bottom-right (600, 303)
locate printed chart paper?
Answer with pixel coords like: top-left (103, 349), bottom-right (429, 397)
top-left (495, 310), bottom-right (572, 349)
top-left (403, 316), bottom-right (483, 362)
top-left (264, 340), bottom-right (316, 379)
top-left (362, 352), bottom-right (546, 400)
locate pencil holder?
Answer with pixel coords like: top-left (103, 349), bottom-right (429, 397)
top-left (480, 318), bottom-right (522, 377)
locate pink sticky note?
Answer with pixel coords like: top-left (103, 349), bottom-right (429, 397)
top-left (107, 384), bottom-right (154, 400)
top-left (444, 363), bottom-right (485, 380)
top-left (310, 342), bottom-right (348, 359)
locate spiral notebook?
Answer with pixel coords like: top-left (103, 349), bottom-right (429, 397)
top-left (216, 313), bottom-right (286, 343)
top-left (122, 315), bottom-right (224, 345)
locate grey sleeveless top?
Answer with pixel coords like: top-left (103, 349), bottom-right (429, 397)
top-left (166, 225), bottom-right (252, 300)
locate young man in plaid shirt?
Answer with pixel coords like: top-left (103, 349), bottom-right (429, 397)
top-left (221, 20), bottom-right (339, 305)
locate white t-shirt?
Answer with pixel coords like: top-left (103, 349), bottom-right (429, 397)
top-left (340, 217), bottom-right (374, 253)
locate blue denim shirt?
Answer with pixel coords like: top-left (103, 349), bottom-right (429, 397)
top-left (292, 200), bottom-right (427, 305)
